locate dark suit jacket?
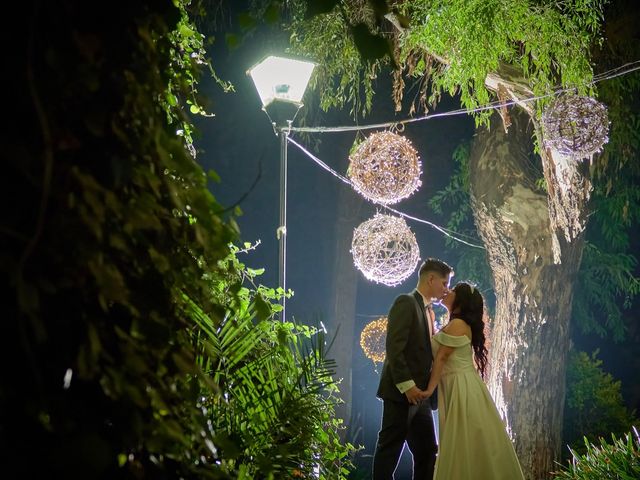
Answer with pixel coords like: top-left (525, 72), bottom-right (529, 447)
top-left (376, 290), bottom-right (436, 405)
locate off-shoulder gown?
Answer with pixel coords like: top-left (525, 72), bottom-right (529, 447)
top-left (431, 331), bottom-right (525, 480)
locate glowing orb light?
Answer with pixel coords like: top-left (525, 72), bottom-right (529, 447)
top-left (360, 316), bottom-right (388, 363)
top-left (348, 131), bottom-right (421, 204)
top-left (542, 94), bottom-right (609, 159)
top-left (351, 213), bottom-right (420, 286)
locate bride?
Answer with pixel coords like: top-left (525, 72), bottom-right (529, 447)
top-left (424, 282), bottom-right (525, 480)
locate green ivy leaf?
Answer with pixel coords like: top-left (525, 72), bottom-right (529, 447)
top-left (254, 294), bottom-right (273, 321)
top-left (225, 33), bottom-right (240, 50)
top-left (207, 169), bottom-right (221, 183)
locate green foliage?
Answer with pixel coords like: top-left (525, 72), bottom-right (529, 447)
top-left (284, 0), bottom-right (606, 121)
top-left (417, 2), bottom-right (639, 344)
top-left (596, 76), bottom-right (640, 179)
top-left (219, 0), bottom-right (287, 52)
top-left (412, 3), bottom-right (638, 315)
top-left (398, 0), bottom-right (605, 125)
top-left (573, 1), bottom-right (640, 341)
top-left (572, 244), bottom-right (640, 340)
top-left (228, 1), bottom-right (398, 118)
top-left (429, 143), bottom-right (472, 224)
top-left (4, 2), bottom-right (229, 477)
top-left (163, 1), bottom-right (234, 141)
top-left (3, 1), bottom-right (354, 478)
top-left (187, 245), bottom-right (357, 478)
top-left (3, 1), bottom-right (240, 477)
top-left (590, 183), bottom-right (640, 251)
top-left (571, 33), bottom-right (640, 341)
top-left (552, 428), bottom-right (640, 479)
top-left (286, 0), bottom-right (396, 117)
top-left (563, 350), bottom-right (638, 453)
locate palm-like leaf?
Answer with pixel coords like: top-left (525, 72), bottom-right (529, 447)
top-left (182, 261), bottom-right (355, 478)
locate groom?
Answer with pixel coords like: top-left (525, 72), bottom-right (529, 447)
top-left (372, 258), bottom-right (453, 480)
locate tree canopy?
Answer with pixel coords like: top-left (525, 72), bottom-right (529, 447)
top-left (284, 0), bottom-right (605, 122)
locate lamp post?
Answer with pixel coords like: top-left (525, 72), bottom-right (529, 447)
top-left (248, 55), bottom-right (316, 321)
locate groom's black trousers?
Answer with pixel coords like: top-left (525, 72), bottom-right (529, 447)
top-left (372, 399), bottom-right (437, 480)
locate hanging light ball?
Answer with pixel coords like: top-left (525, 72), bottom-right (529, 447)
top-left (360, 316), bottom-right (388, 363)
top-left (541, 94), bottom-right (610, 159)
top-left (351, 213), bottom-right (420, 286)
top-left (348, 131), bottom-right (422, 204)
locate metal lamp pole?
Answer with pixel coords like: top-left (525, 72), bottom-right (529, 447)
top-left (277, 123), bottom-right (290, 322)
top-left (264, 109), bottom-right (298, 322)
top-left (248, 55), bottom-right (316, 322)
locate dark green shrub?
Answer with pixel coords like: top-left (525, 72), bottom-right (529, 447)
top-left (563, 350), bottom-right (638, 455)
top-left (552, 428), bottom-right (640, 479)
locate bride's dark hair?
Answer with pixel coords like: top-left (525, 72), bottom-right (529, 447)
top-left (449, 282), bottom-right (489, 379)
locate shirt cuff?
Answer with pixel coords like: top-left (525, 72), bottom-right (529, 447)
top-left (396, 380), bottom-right (416, 394)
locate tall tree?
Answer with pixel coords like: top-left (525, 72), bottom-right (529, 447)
top-left (468, 108), bottom-right (587, 478)
top-left (284, 0), bottom-right (612, 477)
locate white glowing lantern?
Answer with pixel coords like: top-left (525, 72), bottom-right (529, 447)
top-left (248, 56), bottom-right (316, 108)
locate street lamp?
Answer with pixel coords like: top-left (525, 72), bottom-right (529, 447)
top-left (248, 55), bottom-right (316, 321)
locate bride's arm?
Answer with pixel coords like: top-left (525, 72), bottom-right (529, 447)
top-left (425, 344), bottom-right (453, 397)
top-left (425, 319), bottom-right (469, 397)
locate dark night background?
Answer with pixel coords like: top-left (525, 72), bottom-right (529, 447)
top-left (193, 5), bottom-right (640, 475)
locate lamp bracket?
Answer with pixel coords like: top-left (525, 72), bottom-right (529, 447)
top-left (263, 99), bottom-right (303, 133)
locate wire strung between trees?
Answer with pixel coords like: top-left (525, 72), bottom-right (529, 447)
top-left (285, 60), bottom-right (640, 249)
top-left (286, 136), bottom-right (485, 249)
top-left (289, 61), bottom-right (640, 134)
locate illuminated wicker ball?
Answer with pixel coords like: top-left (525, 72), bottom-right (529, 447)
top-left (348, 131), bottom-right (422, 204)
top-left (541, 94), bottom-right (609, 159)
top-left (360, 317), bottom-right (388, 363)
top-left (351, 213), bottom-right (420, 286)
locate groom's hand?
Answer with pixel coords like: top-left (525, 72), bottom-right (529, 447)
top-left (405, 386), bottom-right (426, 405)
top-left (423, 388), bottom-right (434, 399)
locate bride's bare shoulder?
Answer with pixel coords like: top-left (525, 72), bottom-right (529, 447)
top-left (442, 318), bottom-right (471, 336)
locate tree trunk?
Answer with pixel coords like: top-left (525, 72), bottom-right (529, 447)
top-left (469, 110), bottom-right (591, 479)
top-left (329, 181), bottom-right (364, 437)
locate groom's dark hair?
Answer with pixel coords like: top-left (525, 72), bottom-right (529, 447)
top-left (419, 258), bottom-right (453, 279)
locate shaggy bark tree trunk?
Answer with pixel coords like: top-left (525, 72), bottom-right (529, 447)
top-left (469, 110), bottom-right (591, 479)
top-left (387, 16), bottom-right (594, 476)
top-left (329, 180), bottom-right (364, 437)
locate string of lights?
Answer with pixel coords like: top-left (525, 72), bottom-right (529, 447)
top-left (288, 61), bottom-right (640, 134)
top-left (286, 136), bottom-right (485, 249)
